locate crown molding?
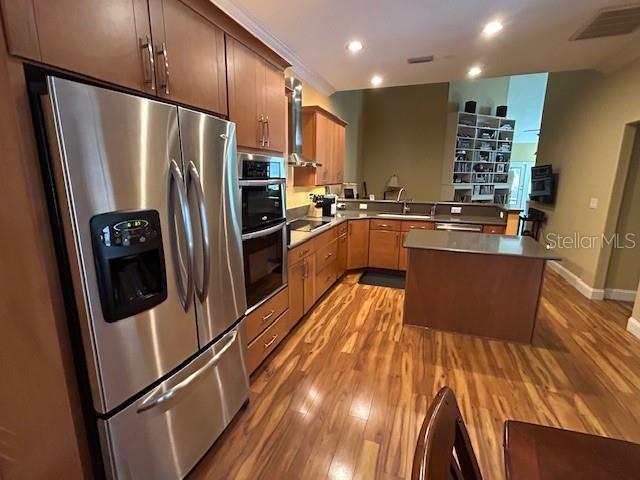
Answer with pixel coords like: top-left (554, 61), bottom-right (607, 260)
top-left (211, 0), bottom-right (336, 96)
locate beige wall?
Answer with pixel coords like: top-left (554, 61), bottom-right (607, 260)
top-left (359, 82), bottom-right (449, 201)
top-left (606, 131), bottom-right (640, 291)
top-left (535, 58), bottom-right (640, 288)
top-left (448, 76), bottom-right (510, 115)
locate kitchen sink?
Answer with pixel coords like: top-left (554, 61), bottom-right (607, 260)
top-left (377, 213), bottom-right (432, 220)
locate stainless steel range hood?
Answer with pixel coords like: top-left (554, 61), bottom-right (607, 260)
top-left (286, 77), bottom-right (322, 168)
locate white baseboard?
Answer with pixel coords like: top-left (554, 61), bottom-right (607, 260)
top-left (546, 261), bottom-right (605, 300)
top-left (627, 317), bottom-right (640, 340)
top-left (604, 288), bottom-right (638, 302)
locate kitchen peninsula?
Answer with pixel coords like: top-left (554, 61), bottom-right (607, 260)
top-left (403, 230), bottom-right (561, 343)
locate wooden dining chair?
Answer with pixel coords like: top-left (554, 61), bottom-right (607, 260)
top-left (412, 387), bottom-right (483, 480)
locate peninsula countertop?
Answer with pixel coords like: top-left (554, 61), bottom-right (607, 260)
top-left (404, 229), bottom-right (561, 261)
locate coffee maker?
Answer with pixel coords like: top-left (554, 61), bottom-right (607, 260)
top-left (312, 194), bottom-right (338, 217)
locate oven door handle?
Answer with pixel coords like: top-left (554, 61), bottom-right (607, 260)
top-left (239, 178), bottom-right (286, 187)
top-left (241, 222), bottom-right (286, 241)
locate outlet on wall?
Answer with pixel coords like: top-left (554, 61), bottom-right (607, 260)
top-left (359, 203), bottom-right (368, 210)
top-left (589, 197), bottom-right (599, 209)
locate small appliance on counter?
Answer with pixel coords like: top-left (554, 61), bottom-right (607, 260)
top-left (311, 194), bottom-right (338, 217)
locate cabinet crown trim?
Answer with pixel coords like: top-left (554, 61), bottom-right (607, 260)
top-left (301, 105), bottom-right (348, 127)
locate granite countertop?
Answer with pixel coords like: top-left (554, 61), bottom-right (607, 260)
top-left (288, 210), bottom-right (507, 249)
top-left (404, 229), bottom-right (561, 260)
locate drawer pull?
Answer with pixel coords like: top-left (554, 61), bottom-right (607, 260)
top-left (379, 224), bottom-right (389, 228)
top-left (264, 334), bottom-right (279, 349)
top-left (325, 253), bottom-right (333, 259)
top-left (261, 310), bottom-right (275, 323)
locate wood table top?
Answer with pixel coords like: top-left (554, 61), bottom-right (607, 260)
top-left (504, 420), bottom-right (640, 480)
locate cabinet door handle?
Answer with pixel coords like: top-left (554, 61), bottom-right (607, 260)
top-left (303, 261), bottom-right (308, 279)
top-left (261, 310), bottom-right (275, 323)
top-left (140, 36), bottom-right (156, 92)
top-left (258, 115), bottom-right (265, 146)
top-left (265, 115), bottom-right (270, 147)
top-left (156, 42), bottom-right (170, 95)
top-left (325, 252), bottom-right (333, 260)
top-left (264, 334), bottom-right (278, 350)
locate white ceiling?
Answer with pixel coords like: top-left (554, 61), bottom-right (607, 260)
top-left (214, 0), bottom-right (640, 94)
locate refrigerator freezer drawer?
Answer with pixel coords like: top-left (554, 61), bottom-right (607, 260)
top-left (99, 324), bottom-right (249, 480)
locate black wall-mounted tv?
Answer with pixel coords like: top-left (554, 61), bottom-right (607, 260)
top-left (529, 164), bottom-right (557, 204)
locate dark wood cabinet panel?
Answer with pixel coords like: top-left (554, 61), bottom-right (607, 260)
top-left (263, 61), bottom-right (285, 152)
top-left (288, 260), bottom-right (305, 326)
top-left (482, 225), bottom-right (507, 234)
top-left (150, 0), bottom-right (227, 114)
top-left (337, 233), bottom-right (348, 277)
top-left (227, 35), bottom-right (285, 152)
top-left (226, 36), bottom-right (261, 149)
top-left (368, 230), bottom-right (400, 270)
top-left (32, 0), bottom-right (152, 91)
top-left (347, 220), bottom-right (369, 269)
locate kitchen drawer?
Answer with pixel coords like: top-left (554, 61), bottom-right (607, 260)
top-left (289, 240), bottom-right (315, 264)
top-left (337, 222), bottom-right (348, 236)
top-left (370, 219), bottom-right (401, 231)
top-left (482, 225), bottom-right (506, 235)
top-left (245, 287), bottom-right (289, 343)
top-left (401, 221), bottom-right (435, 232)
top-left (246, 310), bottom-right (289, 374)
top-left (315, 238), bottom-right (338, 273)
top-left (314, 224), bottom-right (338, 245)
top-left (315, 261), bottom-right (338, 300)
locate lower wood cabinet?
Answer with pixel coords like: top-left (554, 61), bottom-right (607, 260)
top-left (246, 310), bottom-right (290, 374)
top-left (347, 220), bottom-right (369, 269)
top-left (337, 232), bottom-right (348, 276)
top-left (245, 286), bottom-right (288, 344)
top-left (399, 221), bottom-right (435, 271)
top-left (368, 230), bottom-right (400, 269)
top-left (483, 225), bottom-right (507, 234)
top-left (287, 253), bottom-right (315, 326)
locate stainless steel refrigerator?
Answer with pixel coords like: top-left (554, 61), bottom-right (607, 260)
top-left (40, 76), bottom-right (249, 479)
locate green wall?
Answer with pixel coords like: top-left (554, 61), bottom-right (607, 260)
top-left (331, 83), bottom-right (449, 201)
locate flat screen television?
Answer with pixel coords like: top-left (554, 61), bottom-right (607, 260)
top-left (529, 164), bottom-right (556, 204)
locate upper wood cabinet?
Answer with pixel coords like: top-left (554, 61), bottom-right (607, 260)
top-left (296, 106), bottom-right (347, 186)
top-left (226, 35), bottom-right (285, 153)
top-left (17, 0), bottom-right (153, 91)
top-left (1, 0), bottom-right (286, 116)
top-left (148, 0), bottom-right (227, 114)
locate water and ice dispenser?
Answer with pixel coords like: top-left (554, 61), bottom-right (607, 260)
top-left (90, 210), bottom-right (167, 322)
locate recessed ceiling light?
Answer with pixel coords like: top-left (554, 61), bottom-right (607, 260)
top-left (468, 66), bottom-right (482, 78)
top-left (483, 20), bottom-right (504, 36)
top-left (347, 40), bottom-right (364, 53)
top-left (371, 75), bottom-right (383, 86)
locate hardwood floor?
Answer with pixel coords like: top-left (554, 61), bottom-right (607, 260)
top-left (189, 270), bottom-right (639, 480)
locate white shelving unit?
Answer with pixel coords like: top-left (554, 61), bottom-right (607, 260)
top-left (441, 111), bottom-right (515, 204)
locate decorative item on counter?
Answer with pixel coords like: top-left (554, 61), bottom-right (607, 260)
top-left (496, 105), bottom-right (508, 117)
top-left (496, 164), bottom-right (505, 173)
top-left (464, 101), bottom-right (477, 114)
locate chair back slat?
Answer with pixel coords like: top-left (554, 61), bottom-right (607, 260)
top-left (411, 387), bottom-right (483, 480)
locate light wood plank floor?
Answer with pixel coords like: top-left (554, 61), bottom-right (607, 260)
top-left (190, 270), bottom-right (639, 480)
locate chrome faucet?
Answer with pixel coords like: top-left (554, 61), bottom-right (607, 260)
top-left (402, 201), bottom-right (411, 214)
top-left (396, 187), bottom-right (406, 202)
top-left (430, 203), bottom-right (437, 217)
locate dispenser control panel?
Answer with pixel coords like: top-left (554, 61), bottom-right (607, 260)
top-left (100, 219), bottom-right (159, 247)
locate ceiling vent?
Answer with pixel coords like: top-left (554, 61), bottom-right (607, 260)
top-left (571, 4), bottom-right (640, 40)
top-left (407, 55), bottom-right (434, 64)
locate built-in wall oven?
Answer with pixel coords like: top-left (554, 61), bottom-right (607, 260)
top-left (239, 153), bottom-right (287, 310)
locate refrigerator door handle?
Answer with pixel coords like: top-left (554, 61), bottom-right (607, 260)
top-left (187, 161), bottom-right (210, 302)
top-left (168, 159), bottom-right (195, 311)
top-left (136, 328), bottom-right (239, 413)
